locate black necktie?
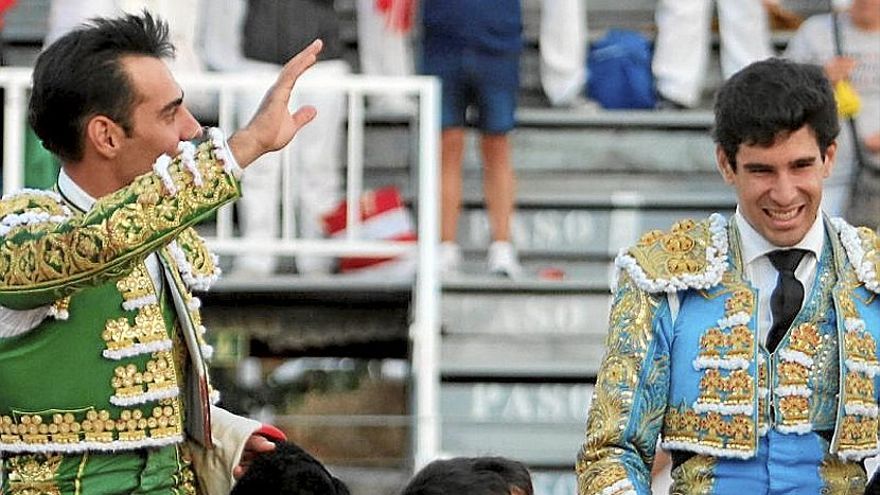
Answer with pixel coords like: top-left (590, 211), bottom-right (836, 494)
top-left (765, 249), bottom-right (808, 353)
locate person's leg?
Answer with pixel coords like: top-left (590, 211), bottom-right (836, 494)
top-left (539, 0), bottom-right (588, 107)
top-left (235, 89), bottom-right (282, 275)
top-left (479, 133), bottom-right (515, 242)
top-left (716, 0), bottom-right (772, 79)
top-left (441, 128), bottom-right (466, 243)
top-left (356, 0), bottom-right (415, 112)
top-left (652, 0), bottom-right (712, 108)
top-left (292, 60), bottom-right (349, 274)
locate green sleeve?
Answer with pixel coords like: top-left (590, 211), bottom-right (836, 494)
top-left (0, 141), bottom-right (240, 309)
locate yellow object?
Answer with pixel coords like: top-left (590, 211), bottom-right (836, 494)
top-left (835, 80), bottom-right (861, 117)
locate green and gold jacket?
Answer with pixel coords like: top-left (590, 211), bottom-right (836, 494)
top-left (576, 214), bottom-right (880, 495)
top-left (0, 133), bottom-right (240, 454)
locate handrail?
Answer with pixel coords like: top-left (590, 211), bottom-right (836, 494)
top-left (0, 67), bottom-right (441, 470)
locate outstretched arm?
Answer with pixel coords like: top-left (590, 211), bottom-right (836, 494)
top-left (227, 39), bottom-right (324, 168)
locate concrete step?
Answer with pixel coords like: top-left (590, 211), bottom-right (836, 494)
top-left (440, 382), bottom-right (594, 465)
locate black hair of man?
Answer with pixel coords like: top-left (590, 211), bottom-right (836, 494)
top-left (230, 441), bottom-right (350, 495)
top-left (401, 456), bottom-right (534, 495)
top-left (28, 11), bottom-right (175, 163)
top-left (712, 57), bottom-right (840, 169)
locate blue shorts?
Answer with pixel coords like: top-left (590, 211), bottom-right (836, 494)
top-left (421, 46), bottom-right (519, 133)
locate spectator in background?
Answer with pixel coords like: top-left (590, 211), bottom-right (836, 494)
top-left (0, 0), bottom-right (15, 65)
top-left (203, 0), bottom-right (348, 276)
top-left (783, 0), bottom-right (880, 225)
top-left (44, 0), bottom-right (216, 119)
top-left (401, 456), bottom-right (533, 495)
top-left (540, 0), bottom-right (597, 110)
top-left (357, 0), bottom-right (416, 114)
top-left (231, 441), bottom-right (351, 495)
top-left (652, 0), bottom-right (772, 109)
top-left (421, 0), bottom-right (523, 277)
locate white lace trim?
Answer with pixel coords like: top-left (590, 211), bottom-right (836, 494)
top-left (693, 402), bottom-right (752, 415)
top-left (201, 344), bottom-right (214, 361)
top-left (102, 339), bottom-right (173, 360)
top-left (208, 127), bottom-right (241, 179)
top-left (110, 386), bottom-right (179, 407)
top-left (660, 439), bottom-right (754, 460)
top-left (1, 188), bottom-right (64, 202)
top-left (777, 349), bottom-right (815, 368)
top-left (693, 356), bottom-right (750, 371)
top-left (177, 141), bottom-right (203, 186)
top-left (615, 213), bottom-right (729, 294)
top-left (845, 359), bottom-right (880, 378)
top-left (718, 312), bottom-right (751, 329)
top-left (210, 389), bottom-right (221, 405)
top-left (167, 240), bottom-right (220, 292)
top-left (776, 385), bottom-right (812, 397)
top-left (837, 442), bottom-right (880, 461)
top-left (152, 154), bottom-right (177, 196)
top-left (0, 211), bottom-right (71, 237)
top-left (776, 423), bottom-right (813, 435)
top-left (844, 403), bottom-right (879, 418)
top-left (833, 217), bottom-right (880, 293)
top-left (121, 295), bottom-right (158, 312)
top-left (0, 434), bottom-right (183, 454)
top-left (47, 305), bottom-right (69, 321)
top-left (188, 297), bottom-right (202, 311)
top-left (597, 479), bottom-right (636, 495)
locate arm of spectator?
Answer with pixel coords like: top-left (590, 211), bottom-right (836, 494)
top-left (863, 131), bottom-right (880, 155)
top-left (200, 0), bottom-right (283, 74)
top-left (823, 56), bottom-right (857, 84)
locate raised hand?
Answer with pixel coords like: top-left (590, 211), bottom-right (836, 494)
top-left (228, 39), bottom-right (324, 168)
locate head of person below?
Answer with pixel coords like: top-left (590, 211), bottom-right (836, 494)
top-left (0, 11), bottom-right (322, 495)
top-left (401, 456), bottom-right (534, 495)
top-left (577, 57), bottom-right (880, 495)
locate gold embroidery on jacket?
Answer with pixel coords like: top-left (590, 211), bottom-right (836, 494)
top-left (6, 453), bottom-right (62, 495)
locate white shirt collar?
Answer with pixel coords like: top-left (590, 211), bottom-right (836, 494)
top-left (735, 207), bottom-right (825, 265)
top-left (57, 167), bottom-right (97, 213)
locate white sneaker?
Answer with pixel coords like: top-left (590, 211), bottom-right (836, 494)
top-left (440, 242), bottom-right (462, 274)
top-left (487, 241), bottom-right (522, 278)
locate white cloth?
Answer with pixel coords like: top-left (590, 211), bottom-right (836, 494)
top-left (783, 12), bottom-right (880, 217)
top-left (356, 0), bottom-right (415, 111)
top-left (188, 406), bottom-right (262, 495)
top-left (202, 0), bottom-right (347, 275)
top-left (539, 0), bottom-right (587, 106)
top-left (652, 0), bottom-right (772, 108)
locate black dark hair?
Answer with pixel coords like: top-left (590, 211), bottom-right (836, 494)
top-left (401, 457), bottom-right (534, 495)
top-left (28, 11), bottom-right (175, 162)
top-left (712, 57), bottom-right (839, 169)
top-left (231, 441), bottom-right (350, 495)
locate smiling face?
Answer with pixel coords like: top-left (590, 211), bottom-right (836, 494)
top-left (717, 125), bottom-right (836, 247)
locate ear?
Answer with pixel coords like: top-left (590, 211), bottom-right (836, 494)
top-left (715, 145), bottom-right (736, 185)
top-left (85, 115), bottom-right (126, 159)
top-left (821, 140), bottom-right (837, 179)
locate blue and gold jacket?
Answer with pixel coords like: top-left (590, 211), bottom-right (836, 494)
top-left (576, 214), bottom-right (880, 495)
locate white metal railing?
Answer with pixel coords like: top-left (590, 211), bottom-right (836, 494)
top-left (0, 67), bottom-right (441, 470)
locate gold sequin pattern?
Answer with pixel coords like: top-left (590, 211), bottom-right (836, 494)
top-left (0, 400), bottom-right (182, 447)
top-left (664, 406), bottom-right (756, 452)
top-left (6, 453), bottom-right (62, 495)
top-left (818, 454), bottom-right (867, 495)
top-left (629, 218), bottom-right (713, 279)
top-left (111, 351), bottom-right (178, 400)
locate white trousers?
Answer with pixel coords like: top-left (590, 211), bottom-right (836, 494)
top-left (539, 0), bottom-right (587, 106)
top-left (356, 0), bottom-right (415, 110)
top-left (652, 0), bottom-right (772, 108)
top-left (236, 60), bottom-right (350, 275)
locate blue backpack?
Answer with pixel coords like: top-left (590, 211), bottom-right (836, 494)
top-left (587, 29), bottom-right (657, 109)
